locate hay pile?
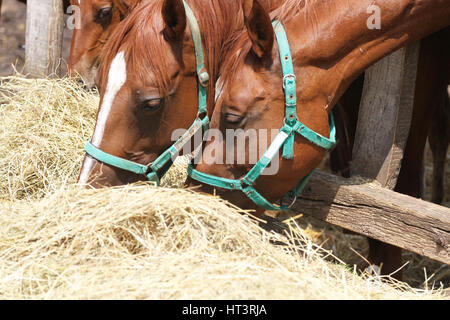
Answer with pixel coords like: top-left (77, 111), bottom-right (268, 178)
top-left (0, 75), bottom-right (447, 299)
top-left (0, 75), bottom-right (97, 200)
top-left (1, 185), bottom-right (441, 299)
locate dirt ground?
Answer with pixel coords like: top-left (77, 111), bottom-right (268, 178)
top-left (1, 0), bottom-right (449, 290)
top-left (0, 0), bottom-right (73, 76)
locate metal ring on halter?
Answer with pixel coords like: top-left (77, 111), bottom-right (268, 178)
top-left (284, 193), bottom-right (298, 209)
top-left (282, 74), bottom-right (296, 89)
top-left (198, 68), bottom-right (210, 87)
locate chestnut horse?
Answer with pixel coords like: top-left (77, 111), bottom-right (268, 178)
top-left (188, 0), bottom-right (450, 279)
top-left (68, 0), bottom-right (141, 89)
top-left (429, 83), bottom-right (450, 204)
top-left (78, 0), bottom-right (283, 186)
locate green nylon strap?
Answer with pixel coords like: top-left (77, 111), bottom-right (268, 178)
top-left (187, 164), bottom-right (282, 211)
top-left (289, 170), bottom-right (314, 198)
top-left (243, 186), bottom-right (284, 211)
top-left (292, 114), bottom-right (337, 150)
top-left (187, 164), bottom-right (240, 190)
top-left (273, 21), bottom-right (296, 124)
top-left (84, 1), bottom-right (209, 186)
top-left (85, 141), bottom-right (147, 176)
top-left (273, 20), bottom-right (297, 160)
top-left (183, 0), bottom-right (209, 116)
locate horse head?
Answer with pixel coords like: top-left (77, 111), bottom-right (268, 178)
top-left (68, 0), bottom-right (140, 89)
top-left (78, 0), bottom-right (245, 186)
top-left (189, 0), bottom-right (450, 215)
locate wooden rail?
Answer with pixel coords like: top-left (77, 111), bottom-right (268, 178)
top-left (290, 170), bottom-right (450, 264)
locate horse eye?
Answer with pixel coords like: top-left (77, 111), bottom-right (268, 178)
top-left (224, 112), bottom-right (245, 124)
top-left (140, 98), bottom-right (163, 112)
top-left (95, 7), bottom-right (112, 22)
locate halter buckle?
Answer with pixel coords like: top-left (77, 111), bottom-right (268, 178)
top-left (240, 177), bottom-right (254, 189)
top-left (198, 68), bottom-right (210, 87)
top-left (280, 192), bottom-right (298, 210)
top-left (283, 74), bottom-right (296, 89)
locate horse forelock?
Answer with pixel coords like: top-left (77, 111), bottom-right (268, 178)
top-left (98, 0), bottom-right (243, 97)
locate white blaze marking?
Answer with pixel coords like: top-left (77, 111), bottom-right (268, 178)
top-left (79, 155), bottom-right (96, 184)
top-left (91, 51), bottom-right (127, 146)
top-left (79, 51), bottom-right (127, 183)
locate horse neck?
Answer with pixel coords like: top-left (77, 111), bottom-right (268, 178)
top-left (264, 0), bottom-right (286, 11)
top-left (284, 0), bottom-right (450, 109)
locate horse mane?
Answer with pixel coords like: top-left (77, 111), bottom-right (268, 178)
top-left (113, 0), bottom-right (141, 18)
top-left (98, 0), bottom-right (243, 98)
top-left (277, 0), bottom-right (308, 21)
top-left (218, 0), bottom-right (313, 95)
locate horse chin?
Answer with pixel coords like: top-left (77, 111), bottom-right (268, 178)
top-left (90, 171), bottom-right (144, 188)
top-left (77, 68), bottom-right (98, 92)
top-left (220, 191), bottom-right (260, 212)
top-left (69, 60), bottom-right (98, 91)
top-left (78, 157), bottom-right (144, 188)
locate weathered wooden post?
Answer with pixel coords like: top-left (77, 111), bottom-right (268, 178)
top-left (351, 43), bottom-right (421, 188)
top-left (25, 0), bottom-right (64, 76)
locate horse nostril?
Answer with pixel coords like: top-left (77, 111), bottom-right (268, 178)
top-left (76, 78), bottom-right (86, 87)
top-left (76, 79), bottom-right (95, 92)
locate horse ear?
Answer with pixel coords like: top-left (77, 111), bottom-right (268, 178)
top-left (162, 0), bottom-right (187, 41)
top-left (244, 0), bottom-right (273, 59)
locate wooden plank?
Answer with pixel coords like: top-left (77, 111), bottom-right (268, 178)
top-left (288, 170), bottom-right (450, 265)
top-left (25, 0), bottom-right (64, 76)
top-left (351, 43), bottom-right (420, 188)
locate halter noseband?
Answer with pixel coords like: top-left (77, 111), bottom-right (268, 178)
top-left (84, 1), bottom-right (209, 185)
top-left (187, 20), bottom-right (336, 211)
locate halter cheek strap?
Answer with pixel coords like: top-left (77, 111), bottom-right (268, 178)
top-left (187, 20), bottom-right (336, 211)
top-left (84, 1), bottom-right (209, 185)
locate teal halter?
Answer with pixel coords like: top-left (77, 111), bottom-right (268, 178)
top-left (84, 1), bottom-right (209, 185)
top-left (187, 20), bottom-right (336, 211)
